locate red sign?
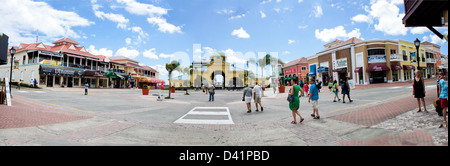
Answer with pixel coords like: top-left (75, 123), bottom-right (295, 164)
top-left (284, 68), bottom-right (296, 75)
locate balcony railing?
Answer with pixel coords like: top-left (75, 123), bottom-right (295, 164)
top-left (426, 59), bottom-right (436, 63)
top-left (390, 54), bottom-right (403, 61)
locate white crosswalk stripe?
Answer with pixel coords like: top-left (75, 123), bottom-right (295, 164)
top-left (174, 107), bottom-right (234, 125)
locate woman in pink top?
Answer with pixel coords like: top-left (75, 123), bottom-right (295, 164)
top-left (303, 83), bottom-right (309, 97)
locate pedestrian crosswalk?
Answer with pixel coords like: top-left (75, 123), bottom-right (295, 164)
top-left (174, 107), bottom-right (234, 125)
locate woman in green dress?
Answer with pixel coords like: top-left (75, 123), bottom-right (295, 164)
top-left (289, 79), bottom-right (305, 124)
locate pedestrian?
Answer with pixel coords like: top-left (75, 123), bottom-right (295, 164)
top-left (341, 79), bottom-right (353, 103)
top-left (413, 70), bottom-right (428, 113)
top-left (85, 82), bottom-right (89, 95)
top-left (253, 82), bottom-right (264, 112)
top-left (437, 72), bottom-right (448, 128)
top-left (208, 82), bottom-right (215, 102)
top-left (303, 82), bottom-right (309, 97)
top-left (243, 84), bottom-right (253, 113)
top-left (17, 80), bottom-right (21, 90)
top-left (289, 79), bottom-right (305, 124)
top-left (332, 80), bottom-right (341, 102)
top-left (309, 77), bottom-right (320, 119)
top-left (33, 79), bottom-right (37, 88)
top-left (328, 80), bottom-right (333, 92)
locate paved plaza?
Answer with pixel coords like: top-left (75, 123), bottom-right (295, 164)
top-left (0, 80), bottom-right (448, 146)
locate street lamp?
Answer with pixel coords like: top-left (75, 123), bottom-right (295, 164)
top-left (414, 38), bottom-right (421, 71)
top-left (9, 46), bottom-right (16, 93)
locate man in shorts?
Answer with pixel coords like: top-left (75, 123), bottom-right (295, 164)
top-left (243, 84), bottom-right (253, 113)
top-left (309, 77), bottom-right (320, 119)
top-left (253, 82), bottom-right (264, 112)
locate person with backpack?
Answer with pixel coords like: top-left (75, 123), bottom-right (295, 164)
top-left (341, 79), bottom-right (353, 103)
top-left (332, 80), bottom-right (340, 102)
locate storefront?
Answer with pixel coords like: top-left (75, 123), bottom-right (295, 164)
top-left (39, 64), bottom-right (85, 87)
top-left (403, 65), bottom-right (415, 81)
top-left (390, 64), bottom-right (402, 82)
top-left (84, 70), bottom-right (108, 88)
top-left (366, 63), bottom-right (390, 84)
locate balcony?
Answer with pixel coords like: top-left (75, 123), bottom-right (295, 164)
top-left (426, 59), bottom-right (436, 63)
top-left (390, 54), bottom-right (403, 62)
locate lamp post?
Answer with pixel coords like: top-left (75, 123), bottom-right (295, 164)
top-left (9, 47), bottom-right (16, 93)
top-left (414, 38), bottom-right (421, 72)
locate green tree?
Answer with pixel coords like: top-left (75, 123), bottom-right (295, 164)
top-left (165, 60), bottom-right (180, 99)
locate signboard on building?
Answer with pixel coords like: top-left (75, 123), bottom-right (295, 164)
top-left (284, 68), bottom-right (296, 75)
top-left (368, 55), bottom-right (387, 63)
top-left (336, 58), bottom-right (347, 69)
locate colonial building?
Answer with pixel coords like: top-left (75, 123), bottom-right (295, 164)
top-left (0, 38), bottom-right (162, 89)
top-left (282, 57), bottom-right (308, 85)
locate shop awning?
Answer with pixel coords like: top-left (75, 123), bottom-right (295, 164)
top-left (39, 65), bottom-right (84, 77)
top-left (366, 64), bottom-right (390, 72)
top-left (333, 68), bottom-right (347, 72)
top-left (354, 67), bottom-right (363, 73)
top-left (85, 71), bottom-right (106, 77)
top-left (391, 65), bottom-right (403, 71)
top-left (106, 72), bottom-right (118, 79)
top-left (137, 77), bottom-right (164, 83)
top-left (403, 65), bottom-right (416, 70)
top-left (317, 67), bottom-right (329, 73)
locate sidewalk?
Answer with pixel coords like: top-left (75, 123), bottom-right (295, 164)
top-left (332, 89), bottom-right (448, 146)
top-left (353, 77), bottom-right (439, 90)
top-left (0, 98), bottom-right (92, 129)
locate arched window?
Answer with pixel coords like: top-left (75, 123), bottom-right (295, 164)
top-left (20, 71), bottom-right (24, 81)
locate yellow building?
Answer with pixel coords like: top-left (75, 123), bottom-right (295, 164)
top-left (171, 55), bottom-right (270, 88)
top-left (398, 39), bottom-right (427, 81)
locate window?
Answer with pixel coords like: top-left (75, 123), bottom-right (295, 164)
top-left (301, 67), bottom-right (307, 71)
top-left (20, 71), bottom-right (24, 81)
top-left (368, 49), bottom-right (385, 56)
top-left (390, 49), bottom-right (397, 55)
top-left (403, 50), bottom-right (408, 61)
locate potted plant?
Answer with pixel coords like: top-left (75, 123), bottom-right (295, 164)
top-left (279, 85), bottom-right (285, 93)
top-left (170, 86), bottom-right (176, 93)
top-left (142, 84), bottom-right (150, 95)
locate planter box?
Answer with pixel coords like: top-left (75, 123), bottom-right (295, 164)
top-left (279, 86), bottom-right (285, 93)
top-left (142, 89), bottom-right (149, 95)
top-left (171, 88), bottom-right (175, 93)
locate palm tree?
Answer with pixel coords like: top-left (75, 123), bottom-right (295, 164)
top-left (165, 60), bottom-right (180, 99)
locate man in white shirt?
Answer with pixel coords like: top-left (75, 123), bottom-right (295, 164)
top-left (253, 82), bottom-right (264, 112)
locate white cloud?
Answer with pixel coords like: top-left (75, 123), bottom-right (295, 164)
top-left (88, 45), bottom-right (114, 57)
top-left (351, 14), bottom-right (372, 24)
top-left (260, 0), bottom-right (272, 5)
top-left (352, 0), bottom-right (407, 36)
top-left (231, 27), bottom-right (250, 39)
top-left (298, 25), bottom-right (308, 29)
top-left (115, 47), bottom-right (140, 59)
top-left (143, 48), bottom-right (159, 60)
top-left (125, 38), bottom-right (132, 45)
top-left (423, 32), bottom-right (447, 45)
top-left (315, 26), bottom-right (361, 42)
top-left (312, 5), bottom-right (323, 18)
top-left (217, 9), bottom-right (235, 15)
top-left (410, 27), bottom-right (429, 35)
top-left (92, 0), bottom-right (129, 29)
top-left (147, 17), bottom-right (183, 34)
top-left (117, 0), bottom-right (182, 34)
top-left (116, 0), bottom-right (168, 16)
top-left (298, 0), bottom-right (304, 3)
top-left (260, 11), bottom-right (267, 19)
top-left (0, 0), bottom-right (94, 45)
top-left (288, 40), bottom-right (296, 44)
top-left (159, 53), bottom-right (175, 58)
top-left (228, 13), bottom-right (246, 20)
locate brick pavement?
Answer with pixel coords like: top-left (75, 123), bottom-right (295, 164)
top-left (330, 89), bottom-right (443, 146)
top-left (0, 98), bottom-right (92, 129)
top-left (339, 130), bottom-right (436, 146)
top-left (331, 89), bottom-right (438, 126)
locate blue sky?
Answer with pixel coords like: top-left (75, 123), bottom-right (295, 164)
top-left (1, 0), bottom-right (448, 82)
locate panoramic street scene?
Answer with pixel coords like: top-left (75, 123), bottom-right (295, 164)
top-left (0, 0), bottom-right (448, 148)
